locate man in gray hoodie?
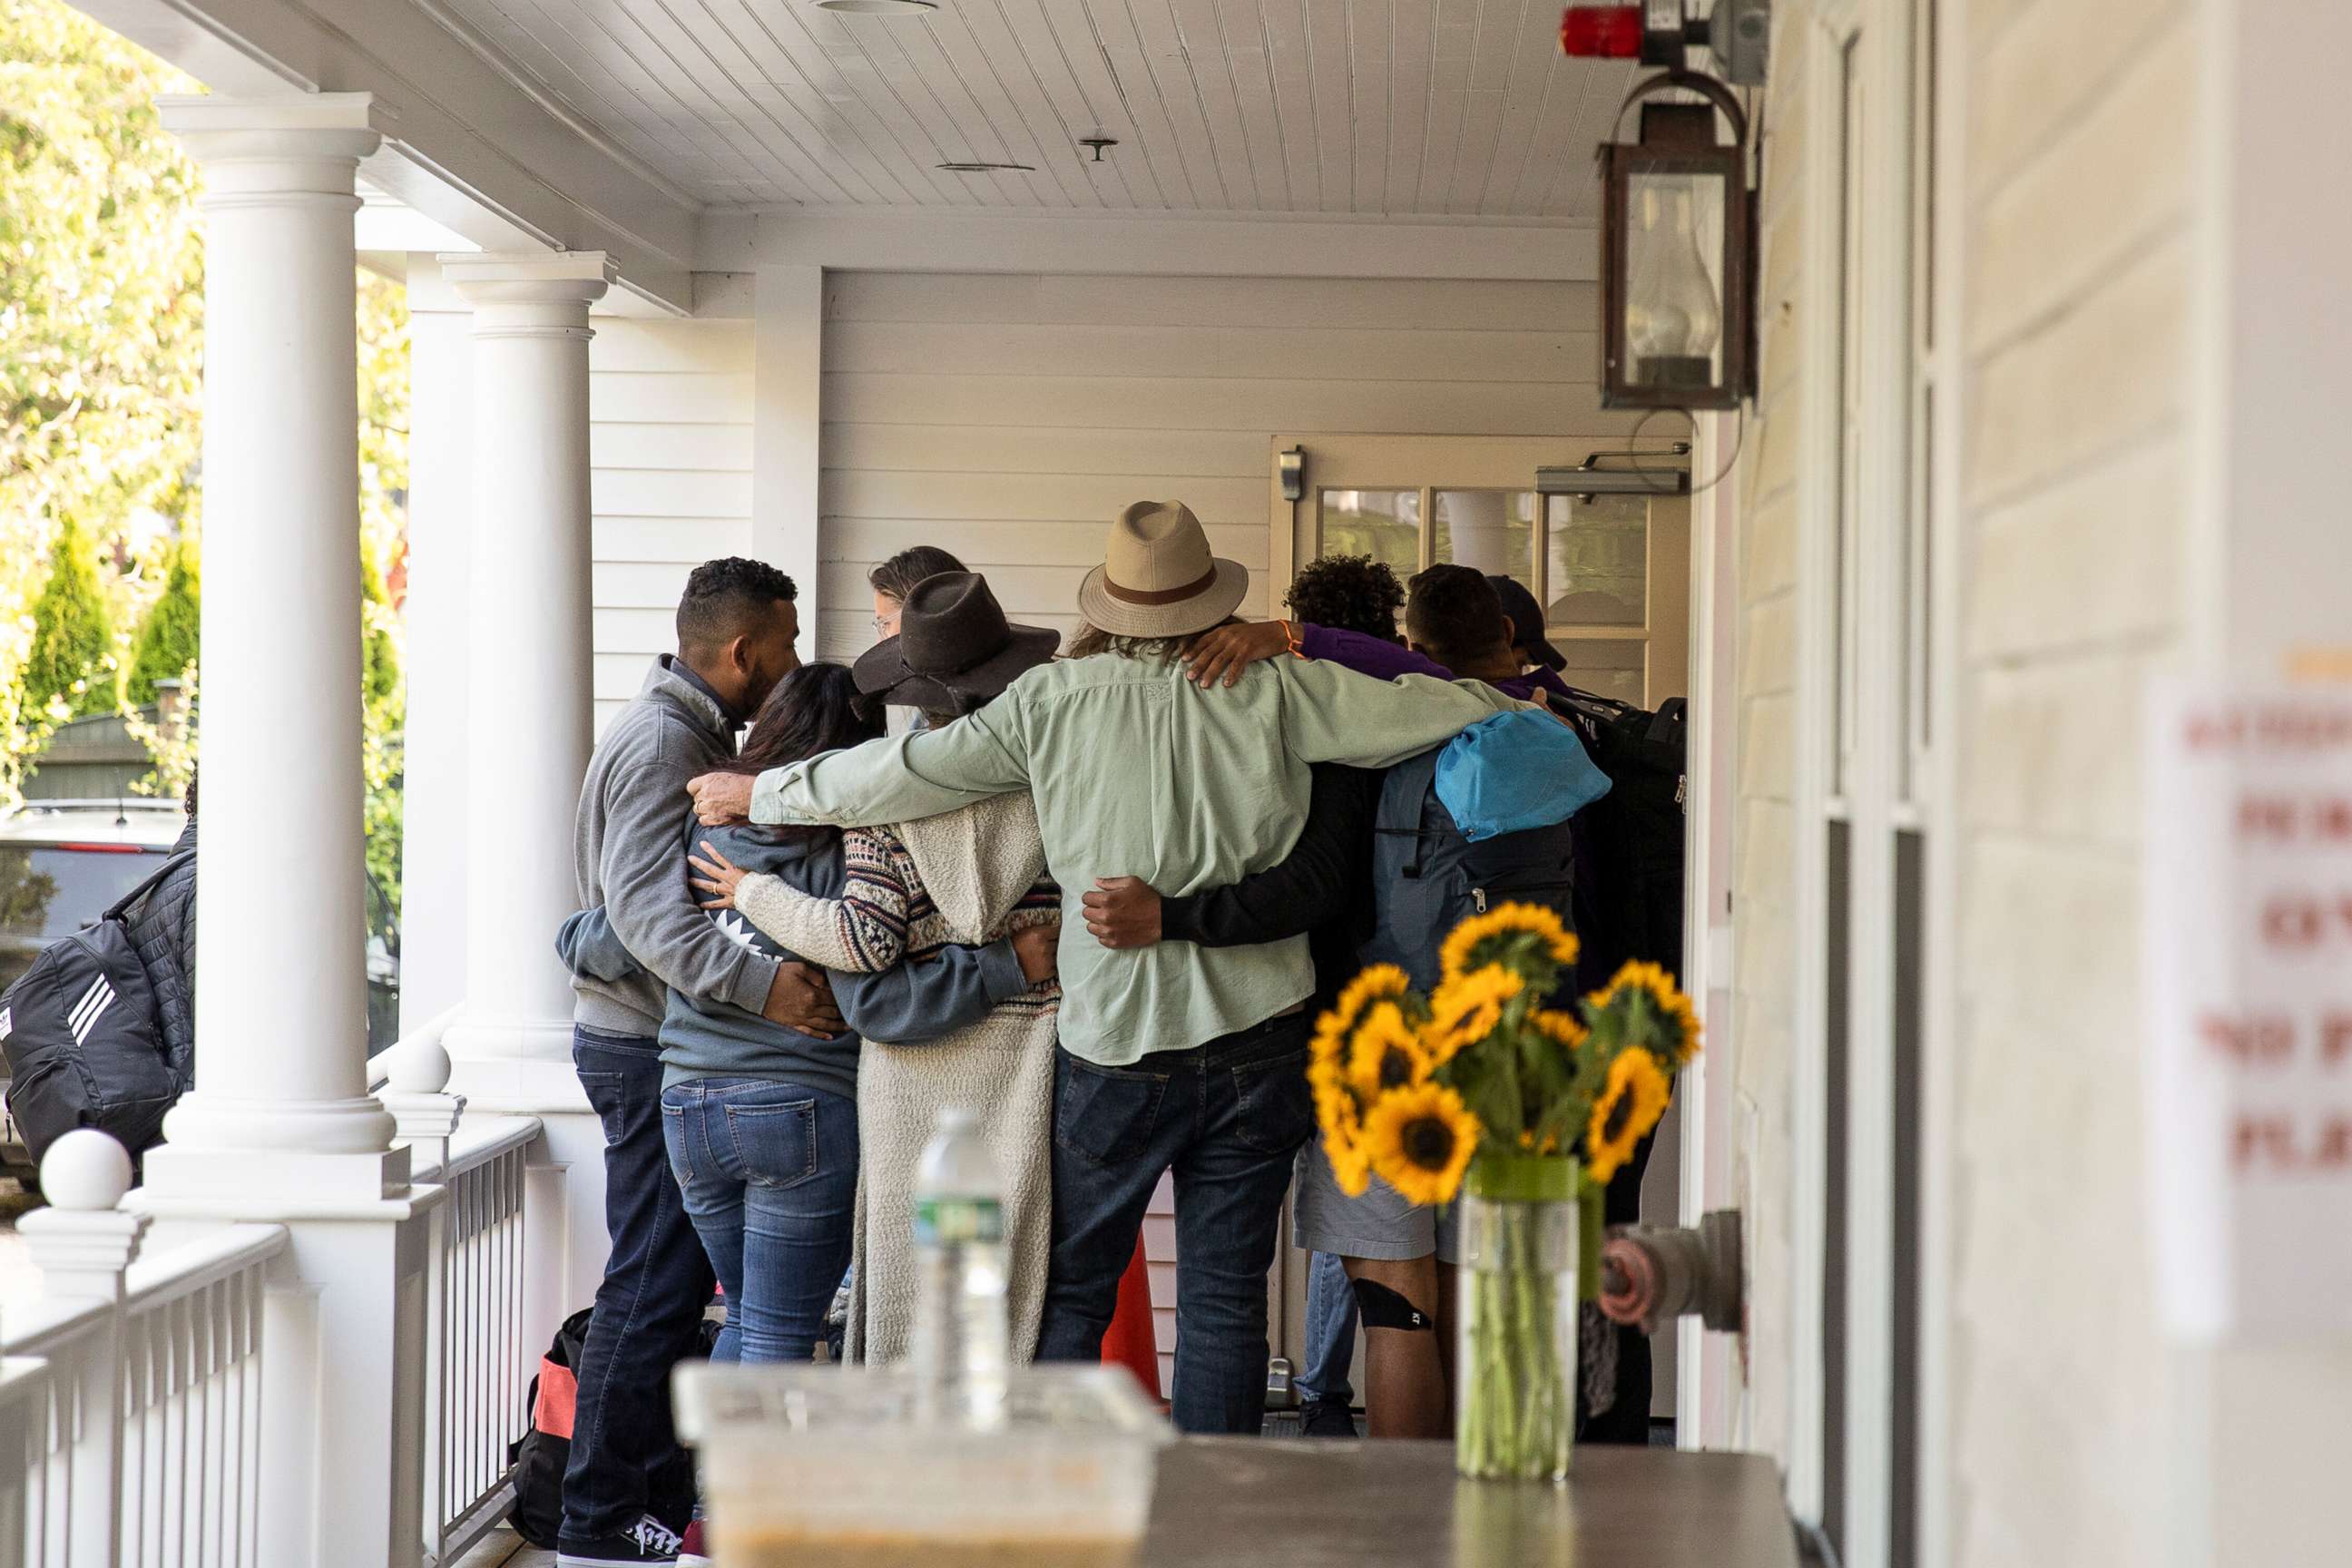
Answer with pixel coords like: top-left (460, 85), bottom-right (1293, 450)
top-left (561, 557), bottom-right (832, 1568)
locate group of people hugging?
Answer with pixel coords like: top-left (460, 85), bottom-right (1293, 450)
top-left (549, 500), bottom-right (1612, 1567)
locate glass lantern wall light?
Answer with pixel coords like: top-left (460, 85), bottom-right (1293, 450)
top-left (1598, 70), bottom-right (1756, 410)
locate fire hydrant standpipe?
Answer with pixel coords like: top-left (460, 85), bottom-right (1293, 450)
top-left (1598, 1210), bottom-right (1744, 1338)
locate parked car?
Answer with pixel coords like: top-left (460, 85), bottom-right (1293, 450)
top-left (0, 799), bottom-right (402, 1181)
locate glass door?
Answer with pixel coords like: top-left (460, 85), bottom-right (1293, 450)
top-left (1278, 436), bottom-right (1690, 707)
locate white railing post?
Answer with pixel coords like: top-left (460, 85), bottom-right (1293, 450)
top-left (379, 1034), bottom-right (466, 1565)
top-left (382, 1034), bottom-right (467, 1179)
top-left (17, 1132), bottom-right (146, 1566)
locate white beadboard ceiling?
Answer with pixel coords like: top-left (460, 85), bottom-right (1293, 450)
top-left (432, 0), bottom-right (1636, 217)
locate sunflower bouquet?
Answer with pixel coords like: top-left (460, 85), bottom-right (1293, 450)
top-left (1308, 902), bottom-right (1700, 1479)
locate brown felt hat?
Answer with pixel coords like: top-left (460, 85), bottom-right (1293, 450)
top-left (852, 572), bottom-right (1060, 715)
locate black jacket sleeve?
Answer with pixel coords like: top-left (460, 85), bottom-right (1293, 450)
top-left (1160, 763), bottom-right (1382, 948)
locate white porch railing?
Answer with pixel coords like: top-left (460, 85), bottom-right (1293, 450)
top-left (1, 1143), bottom-right (285, 1568)
top-left (408, 1114), bottom-right (538, 1567)
top-left (5, 1031), bottom-right (550, 1568)
top-left (0, 1355), bottom-right (61, 1568)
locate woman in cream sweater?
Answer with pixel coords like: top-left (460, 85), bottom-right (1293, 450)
top-left (691, 573), bottom-right (1063, 1362)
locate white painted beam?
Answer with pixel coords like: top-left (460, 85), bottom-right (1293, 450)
top-left (74, 0), bottom-right (700, 312)
top-left (354, 187), bottom-right (478, 256)
top-left (754, 265), bottom-right (825, 636)
top-left (724, 209), bottom-right (1602, 282)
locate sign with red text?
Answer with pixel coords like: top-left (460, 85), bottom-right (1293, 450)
top-left (2144, 685), bottom-right (2352, 1339)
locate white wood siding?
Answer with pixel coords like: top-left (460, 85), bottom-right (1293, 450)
top-left (817, 270), bottom-right (1636, 662)
top-left (590, 318), bottom-right (758, 734)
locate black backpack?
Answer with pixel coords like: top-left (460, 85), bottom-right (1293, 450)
top-left (0, 849), bottom-right (194, 1166)
top-left (1357, 747), bottom-right (1582, 1001)
top-left (507, 1307), bottom-right (713, 1549)
top-left (1544, 690), bottom-right (1688, 995)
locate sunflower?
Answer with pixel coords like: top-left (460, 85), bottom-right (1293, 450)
top-left (1314, 963), bottom-right (1414, 1063)
top-left (1529, 1007), bottom-right (1591, 1055)
top-left (1424, 964), bottom-right (1524, 1063)
top-left (1593, 960), bottom-right (1704, 1064)
top-left (1309, 1055), bottom-right (1374, 1195)
top-left (1347, 1002), bottom-right (1431, 1102)
top-left (1585, 1047), bottom-right (1672, 1182)
top-left (1362, 1082), bottom-right (1482, 1206)
top-left (1439, 902), bottom-right (1581, 981)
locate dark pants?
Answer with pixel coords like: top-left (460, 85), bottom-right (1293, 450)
top-left (561, 1029), bottom-right (715, 1546)
top-left (1036, 1013), bottom-right (1313, 1434)
top-left (661, 1077), bottom-right (858, 1365)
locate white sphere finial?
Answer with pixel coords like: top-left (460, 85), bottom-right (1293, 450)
top-left (42, 1129), bottom-right (133, 1210)
top-left (386, 1035), bottom-right (454, 1096)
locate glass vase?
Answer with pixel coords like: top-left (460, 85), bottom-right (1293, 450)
top-left (1454, 1154), bottom-right (1579, 1482)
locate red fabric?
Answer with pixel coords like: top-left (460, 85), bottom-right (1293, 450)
top-left (532, 1359), bottom-right (578, 1442)
top-left (1100, 1232), bottom-right (1162, 1402)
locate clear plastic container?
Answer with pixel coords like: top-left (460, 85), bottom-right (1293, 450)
top-left (673, 1362), bottom-right (1172, 1568)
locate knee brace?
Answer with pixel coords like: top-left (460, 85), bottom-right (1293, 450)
top-left (1349, 1278), bottom-right (1435, 1332)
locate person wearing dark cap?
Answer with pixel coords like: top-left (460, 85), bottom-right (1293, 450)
top-left (683, 573), bottom-right (1065, 1367)
top-left (1485, 573), bottom-right (1573, 681)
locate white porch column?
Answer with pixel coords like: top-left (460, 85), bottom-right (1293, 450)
top-left (149, 94), bottom-right (395, 1168)
top-left (436, 251), bottom-right (611, 1109)
top-left (396, 258), bottom-right (478, 1034)
top-left (436, 253), bottom-right (614, 1332)
top-left (135, 94), bottom-right (442, 1568)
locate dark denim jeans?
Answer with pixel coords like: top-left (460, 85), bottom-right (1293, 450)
top-left (661, 1077), bottom-right (858, 1365)
top-left (1036, 1012), bottom-right (1313, 1434)
top-left (561, 1028), bottom-right (715, 1546)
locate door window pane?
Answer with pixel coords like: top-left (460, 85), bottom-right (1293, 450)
top-left (1551, 636), bottom-right (1648, 705)
top-left (1433, 490), bottom-right (1536, 592)
top-left (1544, 494), bottom-right (1648, 626)
top-left (1318, 489), bottom-right (1419, 573)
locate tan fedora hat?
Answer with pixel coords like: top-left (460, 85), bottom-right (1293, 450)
top-left (1076, 500), bottom-right (1250, 639)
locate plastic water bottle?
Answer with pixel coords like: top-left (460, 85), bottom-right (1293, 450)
top-left (911, 1106), bottom-right (1009, 1422)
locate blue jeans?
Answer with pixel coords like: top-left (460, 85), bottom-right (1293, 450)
top-left (661, 1077), bottom-right (858, 1364)
top-left (562, 1029), bottom-right (713, 1545)
top-left (1297, 1250), bottom-right (1358, 1406)
top-left (1036, 1013), bottom-right (1314, 1434)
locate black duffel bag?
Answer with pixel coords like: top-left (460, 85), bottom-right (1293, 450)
top-left (0, 850), bottom-right (193, 1165)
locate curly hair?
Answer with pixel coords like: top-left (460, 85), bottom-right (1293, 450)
top-left (677, 556), bottom-right (797, 655)
top-left (1284, 554), bottom-right (1406, 642)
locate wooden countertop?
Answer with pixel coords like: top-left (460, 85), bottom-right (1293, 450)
top-left (1140, 1440), bottom-right (1797, 1568)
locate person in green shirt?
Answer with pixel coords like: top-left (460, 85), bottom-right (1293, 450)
top-left (687, 502), bottom-right (1533, 1433)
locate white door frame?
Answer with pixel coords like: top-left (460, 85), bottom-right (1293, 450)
top-left (1784, 0), bottom-right (1940, 1559)
top-left (1675, 407), bottom-right (1743, 1450)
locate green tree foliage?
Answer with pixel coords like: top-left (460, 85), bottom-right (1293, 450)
top-left (0, 0), bottom-right (199, 796)
top-left (2, 5), bottom-right (411, 939)
top-left (126, 532), bottom-right (200, 706)
top-left (357, 268), bottom-right (409, 921)
top-left (22, 514), bottom-right (116, 720)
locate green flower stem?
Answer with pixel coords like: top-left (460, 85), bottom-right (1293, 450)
top-left (1457, 1160), bottom-right (1577, 1482)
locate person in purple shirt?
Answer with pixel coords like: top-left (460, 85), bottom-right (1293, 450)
top-left (1183, 563), bottom-right (1575, 705)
